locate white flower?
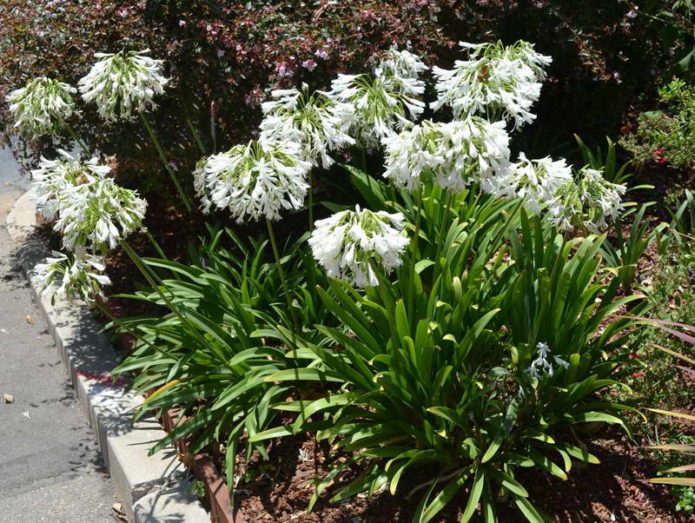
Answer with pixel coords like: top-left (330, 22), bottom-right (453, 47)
top-left (198, 141), bottom-right (311, 222)
top-left (6, 77), bottom-right (77, 140)
top-left (383, 117), bottom-right (511, 193)
top-left (501, 153), bottom-right (573, 212)
top-left (325, 72), bottom-right (424, 150)
top-left (55, 176), bottom-right (147, 251)
top-left (259, 85), bottom-right (355, 168)
top-left (192, 157), bottom-right (214, 215)
top-left (78, 50), bottom-right (169, 122)
top-left (528, 342), bottom-right (569, 379)
top-left (548, 167), bottom-right (626, 232)
top-left (373, 47), bottom-right (428, 97)
top-left (31, 150), bottom-right (111, 220)
top-left (432, 41), bottom-right (551, 129)
top-left (34, 249), bottom-right (111, 304)
top-left (309, 206), bottom-right (410, 288)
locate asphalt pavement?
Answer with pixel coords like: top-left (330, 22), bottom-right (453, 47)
top-left (0, 149), bottom-right (117, 522)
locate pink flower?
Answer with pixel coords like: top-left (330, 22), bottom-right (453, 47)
top-left (276, 62), bottom-right (295, 78)
top-left (315, 48), bottom-right (329, 60)
top-left (301, 59), bottom-right (317, 71)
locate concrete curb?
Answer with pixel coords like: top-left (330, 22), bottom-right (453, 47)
top-left (5, 194), bottom-right (209, 522)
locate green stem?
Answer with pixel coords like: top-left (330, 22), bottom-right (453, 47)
top-left (407, 185), bottom-right (423, 321)
top-left (63, 122), bottom-right (89, 152)
top-left (308, 169), bottom-right (314, 232)
top-left (184, 114), bottom-right (206, 156)
top-left (433, 190), bottom-right (453, 272)
top-left (266, 219), bottom-right (293, 317)
top-left (139, 111), bottom-right (193, 212)
top-left (266, 219), bottom-right (306, 422)
top-left (144, 229), bottom-right (167, 259)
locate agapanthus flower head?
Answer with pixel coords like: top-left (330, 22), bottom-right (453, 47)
top-left (34, 249), bottom-right (111, 304)
top-left (55, 176), bottom-right (147, 251)
top-left (198, 141), bottom-right (311, 222)
top-left (528, 341), bottom-right (569, 379)
top-left (432, 40), bottom-right (551, 129)
top-left (548, 167), bottom-right (626, 232)
top-left (78, 49), bottom-right (169, 122)
top-left (383, 118), bottom-right (511, 193)
top-left (31, 149), bottom-right (111, 220)
top-left (373, 47), bottom-right (428, 96)
top-left (326, 72), bottom-right (424, 150)
top-left (6, 77), bottom-right (77, 140)
top-left (501, 153), bottom-right (573, 213)
top-left (259, 85), bottom-right (355, 168)
top-left (309, 205), bottom-right (410, 288)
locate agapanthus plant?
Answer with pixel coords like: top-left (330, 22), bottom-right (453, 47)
top-left (433, 40), bottom-right (551, 128)
top-left (34, 249), bottom-right (111, 304)
top-left (259, 85), bottom-right (355, 169)
top-left (54, 176), bottom-right (147, 251)
top-left (502, 153), bottom-right (573, 213)
top-left (196, 141), bottom-right (311, 222)
top-left (309, 206), bottom-right (409, 288)
top-left (6, 77), bottom-right (77, 140)
top-left (382, 117), bottom-right (511, 192)
top-left (78, 50), bottom-right (168, 122)
top-left (549, 167), bottom-right (626, 232)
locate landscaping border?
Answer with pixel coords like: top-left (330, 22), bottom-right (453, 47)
top-left (4, 190), bottom-right (209, 522)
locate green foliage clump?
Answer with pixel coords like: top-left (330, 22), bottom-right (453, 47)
top-left (621, 79), bottom-right (695, 171)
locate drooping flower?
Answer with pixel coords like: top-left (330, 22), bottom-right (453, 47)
top-left (548, 167), bottom-right (626, 232)
top-left (383, 117), bottom-right (511, 193)
top-left (528, 342), bottom-right (569, 379)
top-left (55, 176), bottom-right (147, 251)
top-left (373, 47), bottom-right (428, 97)
top-left (309, 206), bottom-right (410, 288)
top-left (6, 77), bottom-right (77, 140)
top-left (432, 40), bottom-right (551, 129)
top-left (78, 50), bottom-right (168, 122)
top-left (198, 141), bottom-right (311, 222)
top-left (31, 150), bottom-right (111, 220)
top-left (259, 85), bottom-right (355, 168)
top-left (501, 153), bottom-right (573, 212)
top-left (34, 249), bottom-right (111, 304)
top-left (192, 157), bottom-right (214, 215)
top-left (325, 72), bottom-right (425, 150)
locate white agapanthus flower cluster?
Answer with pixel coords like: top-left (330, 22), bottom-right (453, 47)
top-left (6, 77), bottom-right (77, 140)
top-left (433, 41), bottom-right (551, 129)
top-left (259, 86), bottom-right (355, 168)
top-left (78, 50), bottom-right (168, 122)
top-left (373, 47), bottom-right (428, 96)
top-left (548, 167), bottom-right (627, 233)
top-left (31, 150), bottom-right (111, 220)
top-left (528, 342), bottom-right (569, 379)
top-left (309, 206), bottom-right (410, 288)
top-left (326, 70), bottom-right (425, 150)
top-left (500, 153), bottom-right (573, 213)
top-left (383, 117), bottom-right (511, 193)
top-left (198, 141), bottom-right (311, 222)
top-left (34, 249), bottom-right (111, 304)
top-left (54, 176), bottom-right (148, 251)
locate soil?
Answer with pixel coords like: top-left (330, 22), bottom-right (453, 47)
top-left (228, 431), bottom-right (688, 522)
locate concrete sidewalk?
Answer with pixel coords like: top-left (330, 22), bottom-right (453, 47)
top-left (0, 152), bottom-right (118, 522)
